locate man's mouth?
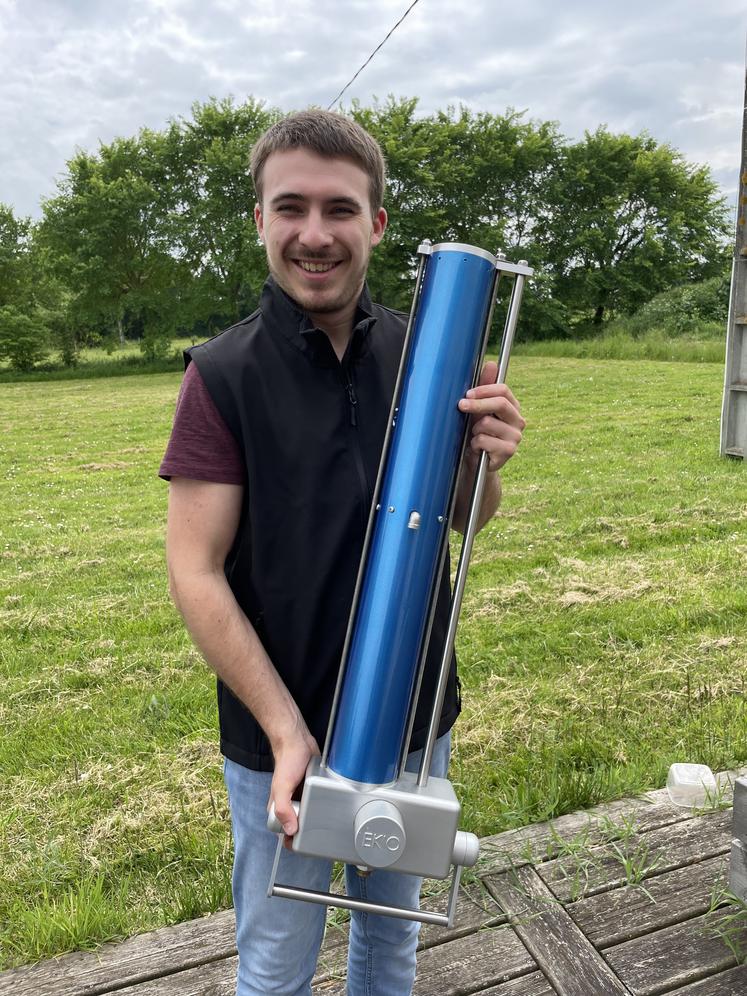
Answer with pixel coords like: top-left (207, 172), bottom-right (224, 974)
top-left (294, 260), bottom-right (341, 273)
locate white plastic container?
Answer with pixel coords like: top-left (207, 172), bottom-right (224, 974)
top-left (666, 763), bottom-right (717, 809)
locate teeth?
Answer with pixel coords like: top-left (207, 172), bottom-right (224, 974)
top-left (298, 261), bottom-right (337, 272)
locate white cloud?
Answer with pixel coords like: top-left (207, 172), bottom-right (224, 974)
top-left (1, 0), bottom-right (744, 217)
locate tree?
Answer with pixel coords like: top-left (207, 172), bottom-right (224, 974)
top-left (41, 131), bottom-right (182, 357)
top-left (161, 96), bottom-right (277, 333)
top-left (542, 128), bottom-right (730, 331)
top-left (352, 99), bottom-right (562, 324)
top-left (0, 205), bottom-right (65, 370)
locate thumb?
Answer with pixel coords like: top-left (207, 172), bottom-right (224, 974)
top-left (271, 786), bottom-right (298, 836)
top-left (478, 360), bottom-right (498, 388)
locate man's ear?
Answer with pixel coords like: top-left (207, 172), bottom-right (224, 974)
top-left (254, 203), bottom-right (264, 243)
top-left (371, 207), bottom-right (387, 247)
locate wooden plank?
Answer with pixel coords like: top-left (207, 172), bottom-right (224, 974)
top-left (475, 971), bottom-right (557, 995)
top-left (413, 927), bottom-right (538, 996)
top-left (478, 798), bottom-right (688, 879)
top-left (569, 855), bottom-right (729, 948)
top-left (729, 838), bottom-right (747, 901)
top-left (733, 777), bottom-right (747, 841)
top-left (0, 910), bottom-right (237, 996)
top-left (604, 912), bottom-right (746, 996)
top-left (665, 965), bottom-right (747, 995)
top-left (100, 955), bottom-right (238, 995)
top-left (478, 767), bottom-right (745, 880)
top-left (486, 865), bottom-right (629, 996)
top-left (538, 810), bottom-right (732, 904)
top-left (314, 882), bottom-right (507, 982)
top-left (314, 925), bottom-right (536, 996)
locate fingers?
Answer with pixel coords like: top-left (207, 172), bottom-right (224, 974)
top-left (457, 366), bottom-right (526, 472)
top-left (268, 732), bottom-right (320, 843)
top-left (272, 786), bottom-right (299, 837)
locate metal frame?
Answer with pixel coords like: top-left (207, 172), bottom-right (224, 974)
top-left (267, 834), bottom-right (464, 927)
top-left (267, 242), bottom-right (533, 927)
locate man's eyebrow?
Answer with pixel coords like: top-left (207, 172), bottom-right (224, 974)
top-left (326, 196), bottom-right (362, 209)
top-left (269, 192), bottom-right (306, 206)
top-left (269, 193), bottom-right (363, 209)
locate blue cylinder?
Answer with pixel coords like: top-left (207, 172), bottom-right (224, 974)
top-left (327, 244), bottom-right (497, 785)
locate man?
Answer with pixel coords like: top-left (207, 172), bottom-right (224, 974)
top-left (161, 109), bottom-right (525, 996)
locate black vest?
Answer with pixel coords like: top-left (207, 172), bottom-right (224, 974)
top-left (188, 277), bottom-right (459, 771)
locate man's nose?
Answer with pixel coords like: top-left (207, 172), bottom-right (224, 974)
top-left (298, 210), bottom-right (333, 251)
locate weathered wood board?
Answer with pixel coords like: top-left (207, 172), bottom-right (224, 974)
top-left (477, 767), bottom-right (744, 880)
top-left (603, 911), bottom-right (746, 996)
top-left (315, 882), bottom-right (506, 981)
top-left (474, 972), bottom-right (558, 995)
top-left (538, 809), bottom-right (732, 903)
top-left (486, 865), bottom-right (629, 996)
top-left (0, 910), bottom-right (237, 996)
top-left (666, 964), bottom-right (747, 994)
top-left (569, 854), bottom-right (729, 948)
top-left (314, 924), bottom-right (536, 996)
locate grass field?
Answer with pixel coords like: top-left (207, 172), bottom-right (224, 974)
top-left (1, 357), bottom-right (745, 969)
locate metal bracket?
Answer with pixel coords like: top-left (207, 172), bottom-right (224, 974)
top-left (267, 834), bottom-right (465, 927)
top-left (495, 259), bottom-right (533, 277)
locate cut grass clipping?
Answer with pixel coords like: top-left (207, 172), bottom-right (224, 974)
top-left (0, 357), bottom-right (745, 967)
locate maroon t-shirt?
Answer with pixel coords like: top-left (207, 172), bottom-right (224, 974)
top-left (159, 362), bottom-right (246, 484)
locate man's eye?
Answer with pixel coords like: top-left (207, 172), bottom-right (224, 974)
top-left (331, 207), bottom-right (354, 215)
top-left (277, 204), bottom-right (302, 214)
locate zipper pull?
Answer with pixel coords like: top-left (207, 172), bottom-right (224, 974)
top-left (346, 379), bottom-right (358, 426)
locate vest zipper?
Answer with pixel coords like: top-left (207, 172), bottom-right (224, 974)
top-left (344, 372), bottom-right (358, 426)
top-left (341, 363), bottom-right (370, 529)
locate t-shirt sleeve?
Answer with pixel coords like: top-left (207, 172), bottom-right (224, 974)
top-left (159, 361), bottom-right (246, 484)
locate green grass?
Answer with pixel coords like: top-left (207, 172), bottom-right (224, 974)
top-left (1, 357), bottom-right (745, 968)
top-left (0, 325), bottom-right (726, 384)
top-left (0, 340), bottom-right (187, 383)
top-left (513, 329), bottom-right (725, 363)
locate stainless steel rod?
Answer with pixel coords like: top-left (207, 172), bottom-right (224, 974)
top-left (270, 884), bottom-right (450, 926)
top-left (417, 268), bottom-right (528, 787)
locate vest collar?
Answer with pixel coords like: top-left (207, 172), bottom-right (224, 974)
top-left (259, 276), bottom-right (377, 363)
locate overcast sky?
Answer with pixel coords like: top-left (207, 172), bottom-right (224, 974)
top-left (2, 0), bottom-right (745, 220)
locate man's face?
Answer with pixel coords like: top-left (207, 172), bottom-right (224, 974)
top-left (254, 148), bottom-right (387, 322)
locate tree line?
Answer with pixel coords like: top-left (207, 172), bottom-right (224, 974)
top-left (0, 96), bottom-right (731, 370)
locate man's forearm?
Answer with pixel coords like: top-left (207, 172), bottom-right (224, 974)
top-left (170, 569), bottom-right (307, 751)
top-left (452, 463), bottom-right (502, 534)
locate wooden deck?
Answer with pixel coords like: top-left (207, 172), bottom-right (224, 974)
top-left (2, 768), bottom-right (746, 996)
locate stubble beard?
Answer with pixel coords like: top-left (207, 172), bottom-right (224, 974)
top-left (266, 250), bottom-right (370, 316)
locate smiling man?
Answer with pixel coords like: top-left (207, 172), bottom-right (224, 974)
top-left (161, 110), bottom-right (525, 996)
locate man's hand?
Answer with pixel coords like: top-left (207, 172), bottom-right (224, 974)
top-left (457, 361), bottom-right (525, 473)
top-left (270, 725), bottom-right (320, 847)
top-left (452, 361), bottom-right (525, 533)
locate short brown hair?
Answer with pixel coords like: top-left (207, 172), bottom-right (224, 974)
top-left (250, 109), bottom-right (386, 215)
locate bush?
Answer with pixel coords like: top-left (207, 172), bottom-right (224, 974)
top-left (610, 273), bottom-right (730, 339)
top-left (0, 306), bottom-right (49, 370)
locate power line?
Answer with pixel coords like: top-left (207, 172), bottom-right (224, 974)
top-left (327, 0), bottom-right (422, 110)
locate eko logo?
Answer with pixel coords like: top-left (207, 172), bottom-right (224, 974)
top-left (362, 831), bottom-right (401, 852)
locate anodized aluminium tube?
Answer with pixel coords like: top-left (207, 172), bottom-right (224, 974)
top-left (326, 244), bottom-right (497, 785)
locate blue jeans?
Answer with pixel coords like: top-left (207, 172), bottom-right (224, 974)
top-left (223, 733), bottom-right (451, 996)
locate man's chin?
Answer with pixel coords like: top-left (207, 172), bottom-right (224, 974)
top-left (282, 277), bottom-right (357, 316)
